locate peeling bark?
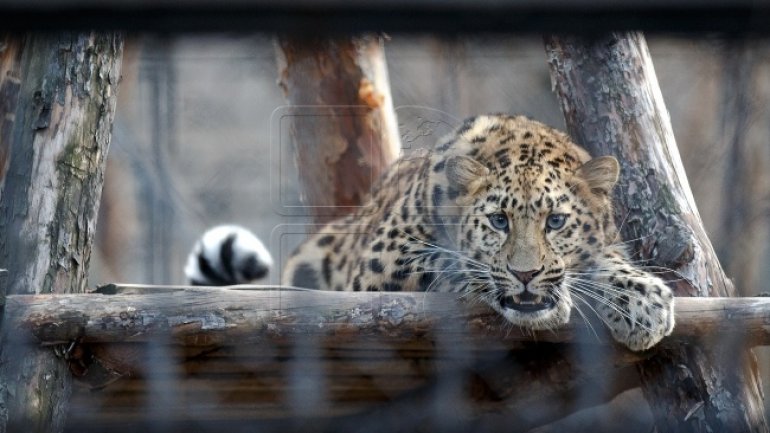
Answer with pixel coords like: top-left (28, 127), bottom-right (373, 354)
top-left (275, 35), bottom-right (401, 224)
top-left (0, 32), bottom-right (123, 433)
top-left (4, 288), bottom-right (770, 347)
top-left (546, 32), bottom-right (767, 433)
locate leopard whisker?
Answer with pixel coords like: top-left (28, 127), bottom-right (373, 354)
top-left (565, 278), bottom-right (642, 314)
top-left (610, 211), bottom-right (632, 245)
top-left (567, 270), bottom-right (688, 285)
top-left (567, 285), bottom-right (642, 327)
top-left (560, 282), bottom-right (601, 341)
top-left (395, 231), bottom-right (489, 270)
top-left (566, 284), bottom-right (656, 333)
top-left (420, 261), bottom-right (490, 292)
top-left (564, 275), bottom-right (668, 308)
top-left (564, 277), bottom-right (658, 310)
top-left (569, 289), bottom-right (613, 335)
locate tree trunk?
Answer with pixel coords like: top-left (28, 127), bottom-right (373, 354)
top-left (0, 34), bottom-right (24, 186)
top-left (0, 32), bottom-right (123, 433)
top-left (275, 35), bottom-right (401, 224)
top-left (545, 32), bottom-right (767, 433)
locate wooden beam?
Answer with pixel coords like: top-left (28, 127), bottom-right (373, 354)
top-left (4, 287), bottom-right (770, 348)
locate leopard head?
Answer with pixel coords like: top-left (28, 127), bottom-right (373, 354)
top-left (441, 116), bottom-right (620, 330)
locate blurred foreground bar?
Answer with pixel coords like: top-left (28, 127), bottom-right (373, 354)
top-left (1, 0), bottom-right (770, 34)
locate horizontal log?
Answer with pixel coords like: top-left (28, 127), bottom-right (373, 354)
top-left (14, 284), bottom-right (753, 429)
top-left (4, 285), bottom-right (770, 348)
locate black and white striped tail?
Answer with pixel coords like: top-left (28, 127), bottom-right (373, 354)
top-left (184, 225), bottom-right (273, 286)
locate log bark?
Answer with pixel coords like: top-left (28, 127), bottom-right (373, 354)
top-left (545, 32), bottom-right (767, 433)
top-left (0, 32), bottom-right (123, 433)
top-left (5, 288), bottom-right (770, 348)
top-left (275, 35), bottom-right (401, 224)
top-left (5, 287), bottom-right (770, 429)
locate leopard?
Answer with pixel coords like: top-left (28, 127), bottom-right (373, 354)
top-left (187, 114), bottom-right (675, 352)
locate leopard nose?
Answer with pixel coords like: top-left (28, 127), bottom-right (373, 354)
top-left (507, 265), bottom-right (544, 285)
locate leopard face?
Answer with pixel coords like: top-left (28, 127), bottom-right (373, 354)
top-left (441, 116), bottom-right (620, 331)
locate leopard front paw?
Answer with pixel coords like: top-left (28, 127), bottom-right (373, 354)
top-left (597, 275), bottom-right (675, 351)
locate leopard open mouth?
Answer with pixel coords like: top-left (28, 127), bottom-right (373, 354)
top-left (499, 291), bottom-right (556, 313)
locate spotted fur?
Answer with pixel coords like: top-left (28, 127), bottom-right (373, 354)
top-left (283, 115), bottom-right (674, 351)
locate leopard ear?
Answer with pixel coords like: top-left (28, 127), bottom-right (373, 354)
top-left (575, 156), bottom-right (619, 195)
top-left (445, 155), bottom-right (490, 198)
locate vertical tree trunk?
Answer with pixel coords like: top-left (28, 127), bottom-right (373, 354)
top-left (0, 34), bottom-right (24, 186)
top-left (545, 32), bottom-right (767, 432)
top-left (0, 32), bottom-right (123, 433)
top-left (275, 35), bottom-right (400, 224)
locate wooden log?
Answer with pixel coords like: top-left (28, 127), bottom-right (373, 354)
top-left (0, 33), bottom-right (123, 433)
top-left (4, 288), bottom-right (770, 347)
top-left (5, 287), bottom-right (768, 430)
top-left (275, 35), bottom-right (401, 224)
top-left (10, 286), bottom-right (649, 429)
top-left (545, 32), bottom-right (768, 433)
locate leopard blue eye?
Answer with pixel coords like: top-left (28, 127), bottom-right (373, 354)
top-left (546, 213), bottom-right (567, 231)
top-left (487, 212), bottom-right (509, 232)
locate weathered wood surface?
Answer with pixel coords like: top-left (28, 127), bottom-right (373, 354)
top-left (3, 286), bottom-right (765, 431)
top-left (275, 35), bottom-right (401, 224)
top-left (546, 32), bottom-right (768, 433)
top-left (5, 287), bottom-right (770, 347)
top-left (0, 32), bottom-right (123, 433)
